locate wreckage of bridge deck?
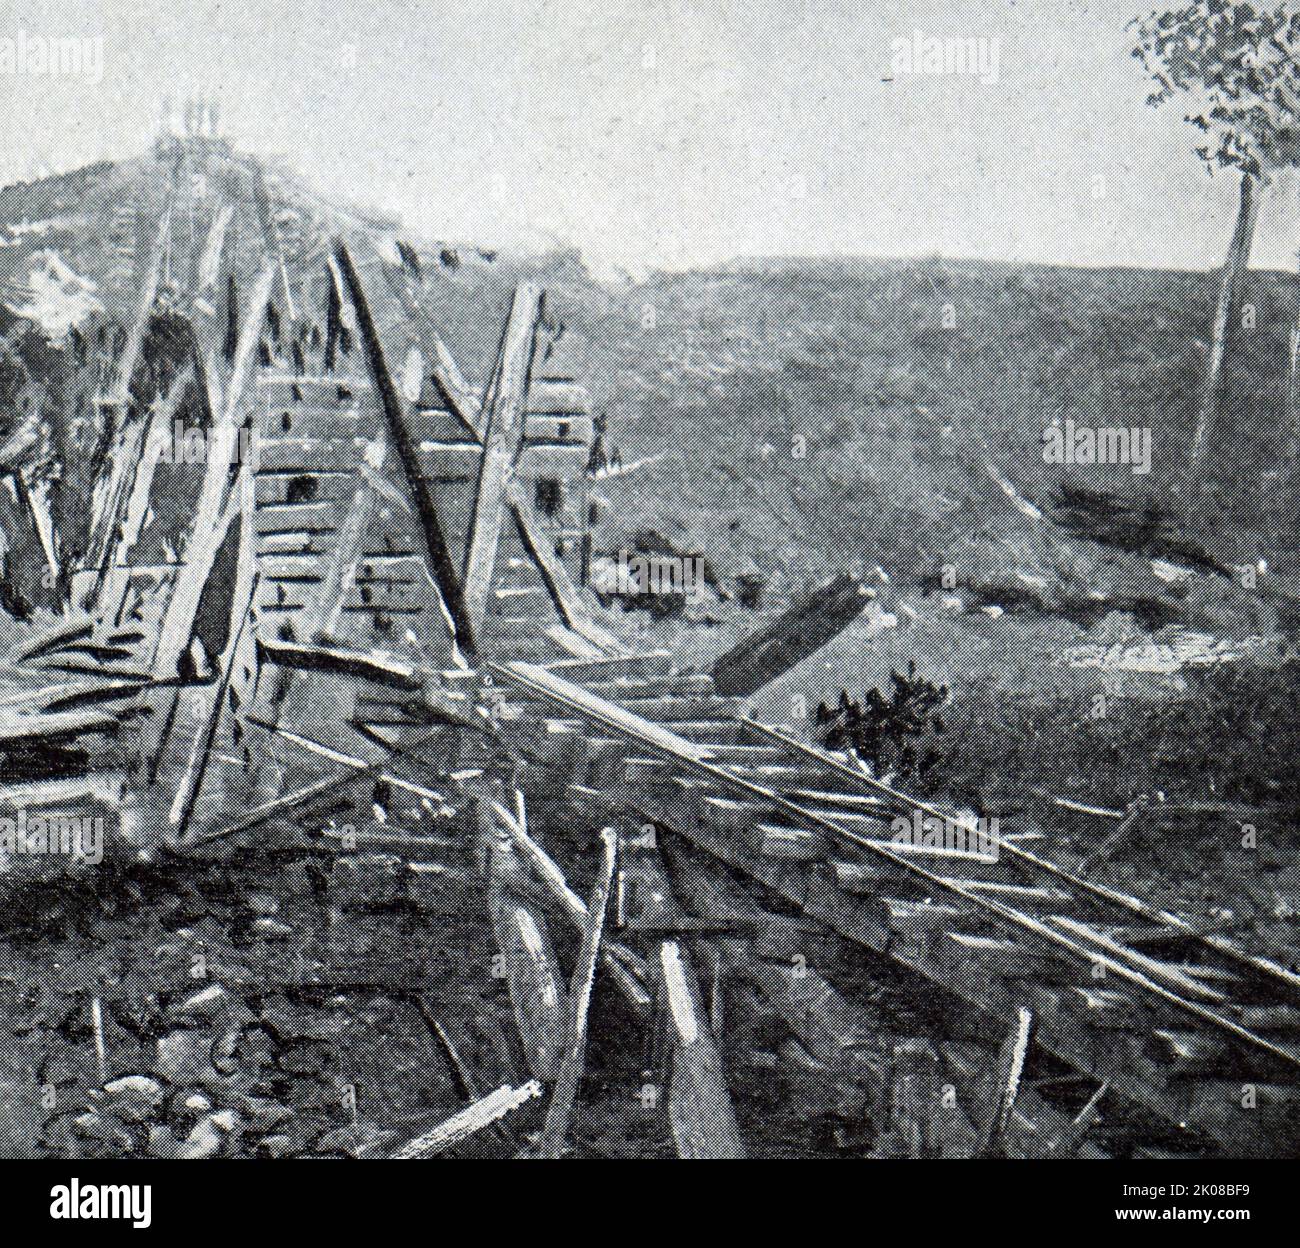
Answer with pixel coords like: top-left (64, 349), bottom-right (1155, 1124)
top-left (1, 136), bottom-right (1299, 1159)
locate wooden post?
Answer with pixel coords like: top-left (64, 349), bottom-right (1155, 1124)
top-left (166, 436), bottom-right (260, 842)
top-left (463, 285), bottom-right (542, 636)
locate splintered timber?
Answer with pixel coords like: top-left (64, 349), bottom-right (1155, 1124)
top-left (0, 0), bottom-right (1294, 1188)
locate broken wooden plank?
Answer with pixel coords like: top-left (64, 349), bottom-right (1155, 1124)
top-left (8, 619), bottom-right (93, 665)
top-left (318, 442), bottom-right (388, 642)
top-left (0, 708), bottom-right (118, 745)
top-left (391, 1081), bottom-right (543, 1158)
top-left (463, 285), bottom-right (542, 636)
top-left (1039, 1080), bottom-right (1109, 1158)
top-left (255, 637), bottom-right (422, 691)
top-left (491, 798), bottom-right (651, 1012)
top-left (489, 813), bottom-right (567, 1082)
top-left (536, 827), bottom-right (617, 1158)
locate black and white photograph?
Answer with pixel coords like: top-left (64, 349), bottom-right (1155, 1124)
top-left (0, 0), bottom-right (1295, 1212)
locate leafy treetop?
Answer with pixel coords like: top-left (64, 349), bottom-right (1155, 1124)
top-left (1133, 1), bottom-right (1300, 176)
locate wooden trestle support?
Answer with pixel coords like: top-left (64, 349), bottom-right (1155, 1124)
top-left (6, 199), bottom-right (1300, 1160)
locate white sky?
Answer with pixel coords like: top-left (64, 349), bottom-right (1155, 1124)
top-left (2, 0), bottom-right (1300, 279)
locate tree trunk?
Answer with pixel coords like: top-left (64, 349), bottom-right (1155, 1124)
top-left (1188, 171), bottom-right (1260, 479)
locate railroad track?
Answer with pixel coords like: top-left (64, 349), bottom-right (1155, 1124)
top-left (10, 203), bottom-right (1296, 1156)
top-left (486, 650), bottom-right (1300, 1158)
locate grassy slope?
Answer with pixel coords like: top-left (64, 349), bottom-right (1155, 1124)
top-left (520, 255), bottom-right (1300, 936)
top-left (8, 151), bottom-right (1300, 928)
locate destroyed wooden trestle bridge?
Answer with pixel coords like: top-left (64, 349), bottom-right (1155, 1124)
top-left (3, 138), bottom-right (1300, 1158)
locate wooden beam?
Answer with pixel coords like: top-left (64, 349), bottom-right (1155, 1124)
top-left (491, 798), bottom-right (652, 1013)
top-left (153, 262), bottom-right (276, 677)
top-left (17, 471), bottom-right (61, 598)
top-left (111, 363), bottom-right (195, 561)
top-left (97, 363), bottom-right (196, 625)
top-left (462, 285), bottom-right (542, 635)
top-left (377, 260), bottom-right (484, 441)
top-left (712, 573), bottom-right (869, 696)
top-left (659, 938), bottom-right (747, 1158)
top-left (975, 1006), bottom-right (1034, 1157)
top-left (165, 426), bottom-right (260, 841)
top-left (506, 485), bottom-right (621, 653)
top-left (536, 828), bottom-right (617, 1158)
top-left (196, 204), bottom-right (233, 297)
top-left (82, 195), bottom-right (175, 597)
top-left (386, 288), bottom-right (615, 651)
top-left (488, 801), bottom-right (567, 1082)
top-left (333, 240), bottom-right (477, 660)
top-left (167, 571), bottom-right (259, 843)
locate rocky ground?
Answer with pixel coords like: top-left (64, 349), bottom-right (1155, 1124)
top-left (0, 845), bottom-right (524, 1159)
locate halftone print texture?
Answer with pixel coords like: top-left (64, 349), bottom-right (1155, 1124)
top-left (0, 0), bottom-right (1296, 1174)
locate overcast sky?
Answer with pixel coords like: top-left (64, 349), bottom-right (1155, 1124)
top-left (3, 0), bottom-right (1300, 279)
